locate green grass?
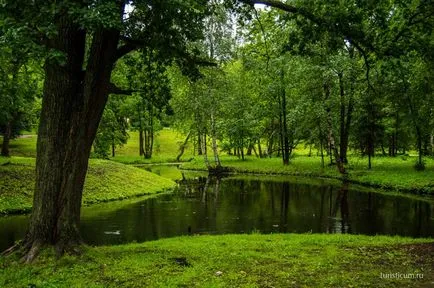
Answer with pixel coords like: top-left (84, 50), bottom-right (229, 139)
top-left (0, 157), bottom-right (176, 214)
top-left (1, 234), bottom-right (433, 288)
top-left (112, 128), bottom-right (195, 164)
top-left (2, 129), bottom-right (194, 164)
top-left (182, 155), bottom-right (434, 195)
top-left (3, 134), bottom-right (37, 158)
top-left (3, 131), bottom-right (434, 194)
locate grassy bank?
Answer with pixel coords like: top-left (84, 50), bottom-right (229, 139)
top-left (182, 155), bottom-right (434, 195)
top-left (1, 234), bottom-right (433, 287)
top-left (0, 157), bottom-right (176, 214)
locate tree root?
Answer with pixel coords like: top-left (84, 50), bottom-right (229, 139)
top-left (1, 241), bottom-right (22, 257)
top-left (55, 239), bottom-right (84, 259)
top-left (21, 239), bottom-right (43, 264)
top-left (2, 231), bottom-right (85, 263)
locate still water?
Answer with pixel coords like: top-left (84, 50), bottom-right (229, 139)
top-left (0, 171), bottom-right (433, 251)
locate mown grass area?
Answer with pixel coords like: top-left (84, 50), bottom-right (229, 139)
top-left (1, 234), bottom-right (433, 288)
top-left (112, 128), bottom-right (195, 164)
top-left (182, 155), bottom-right (434, 195)
top-left (0, 157), bottom-right (175, 214)
top-left (4, 135), bottom-right (37, 158)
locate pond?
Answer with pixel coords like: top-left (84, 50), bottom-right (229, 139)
top-left (1, 168), bottom-right (433, 251)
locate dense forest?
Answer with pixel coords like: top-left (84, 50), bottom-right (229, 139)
top-left (0, 0), bottom-right (433, 283)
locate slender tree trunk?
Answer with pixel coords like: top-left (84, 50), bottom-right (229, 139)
top-left (280, 69), bottom-right (290, 165)
top-left (267, 131), bottom-right (274, 157)
top-left (2, 60), bottom-right (20, 157)
top-left (338, 72), bottom-right (353, 164)
top-left (368, 149), bottom-right (372, 170)
top-left (1, 121), bottom-right (12, 157)
top-left (252, 145), bottom-right (259, 157)
top-left (430, 132), bottom-right (434, 156)
top-left (21, 7), bottom-right (122, 261)
top-left (176, 131), bottom-right (191, 162)
top-left (149, 106), bottom-right (154, 158)
top-left (210, 111), bottom-right (220, 167)
top-left (257, 138), bottom-right (262, 158)
top-left (246, 143), bottom-right (253, 156)
top-left (197, 129), bottom-right (203, 155)
top-left (240, 138), bottom-right (245, 161)
top-left (138, 102), bottom-right (144, 156)
top-left (324, 82), bottom-right (345, 174)
top-left (320, 138), bottom-right (325, 169)
top-left (111, 139), bottom-right (115, 157)
top-left (201, 133), bottom-right (210, 169)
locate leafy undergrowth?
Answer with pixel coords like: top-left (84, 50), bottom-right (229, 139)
top-left (0, 157), bottom-right (175, 214)
top-left (0, 234), bottom-right (433, 287)
top-left (182, 156), bottom-right (434, 195)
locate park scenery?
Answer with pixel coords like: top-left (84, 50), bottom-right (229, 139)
top-left (0, 0), bottom-right (433, 287)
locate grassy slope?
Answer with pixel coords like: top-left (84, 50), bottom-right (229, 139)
top-left (182, 155), bottom-right (434, 195)
top-left (1, 234), bottom-right (433, 288)
top-left (112, 128), bottom-right (195, 164)
top-left (0, 157), bottom-right (175, 214)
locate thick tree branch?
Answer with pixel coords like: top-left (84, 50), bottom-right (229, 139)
top-left (115, 44), bottom-right (137, 60)
top-left (239, 0), bottom-right (323, 25)
top-left (108, 82), bottom-right (137, 95)
top-left (117, 36), bottom-right (217, 66)
top-left (240, 0), bottom-right (376, 53)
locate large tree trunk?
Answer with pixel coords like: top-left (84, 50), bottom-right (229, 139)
top-left (1, 121), bottom-right (12, 157)
top-left (21, 8), bottom-right (121, 262)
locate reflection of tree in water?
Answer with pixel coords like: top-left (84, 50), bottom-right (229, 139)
top-left (279, 182), bottom-right (290, 233)
top-left (327, 182), bottom-right (351, 234)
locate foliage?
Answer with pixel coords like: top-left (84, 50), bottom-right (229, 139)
top-left (93, 95), bottom-right (129, 159)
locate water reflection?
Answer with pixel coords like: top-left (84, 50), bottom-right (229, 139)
top-left (0, 175), bottom-right (433, 251)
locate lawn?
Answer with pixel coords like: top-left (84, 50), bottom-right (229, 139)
top-left (0, 234), bottom-right (433, 288)
top-left (112, 128), bottom-right (195, 164)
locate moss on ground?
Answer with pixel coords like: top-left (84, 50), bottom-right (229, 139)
top-left (0, 234), bottom-right (433, 288)
top-left (0, 157), bottom-right (175, 214)
top-left (182, 155), bottom-right (434, 195)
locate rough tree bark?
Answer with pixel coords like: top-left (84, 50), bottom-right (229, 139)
top-left (18, 4), bottom-right (123, 262)
top-left (1, 121), bottom-right (12, 157)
